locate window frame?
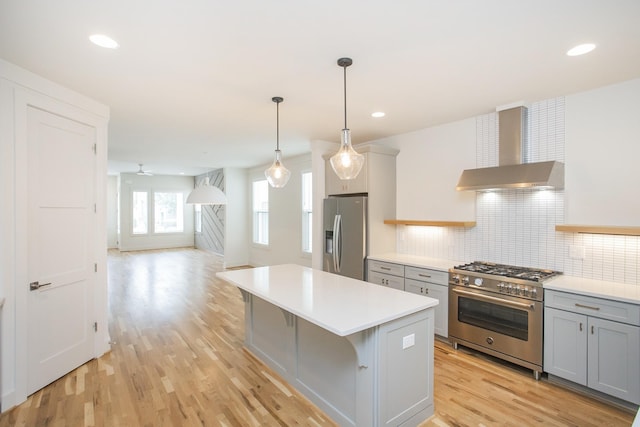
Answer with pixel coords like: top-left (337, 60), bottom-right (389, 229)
top-left (153, 191), bottom-right (185, 234)
top-left (130, 188), bottom-right (187, 236)
top-left (252, 179), bottom-right (269, 246)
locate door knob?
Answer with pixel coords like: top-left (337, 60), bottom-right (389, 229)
top-left (29, 281), bottom-right (52, 291)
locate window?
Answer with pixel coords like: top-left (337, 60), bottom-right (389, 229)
top-left (301, 172), bottom-right (312, 253)
top-left (253, 180), bottom-right (269, 245)
top-left (154, 192), bottom-right (184, 233)
top-left (194, 204), bottom-right (202, 233)
top-left (132, 190), bottom-right (186, 235)
top-left (132, 191), bottom-right (148, 234)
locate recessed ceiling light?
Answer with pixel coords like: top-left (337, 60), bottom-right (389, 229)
top-left (371, 112), bottom-right (385, 118)
top-left (566, 43), bottom-right (596, 56)
top-left (89, 34), bottom-right (119, 49)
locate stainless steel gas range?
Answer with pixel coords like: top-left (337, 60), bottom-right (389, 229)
top-left (448, 261), bottom-right (561, 380)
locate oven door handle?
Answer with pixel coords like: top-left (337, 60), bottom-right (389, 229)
top-left (452, 288), bottom-right (536, 310)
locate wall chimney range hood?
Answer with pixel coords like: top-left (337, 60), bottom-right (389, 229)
top-left (456, 106), bottom-right (564, 191)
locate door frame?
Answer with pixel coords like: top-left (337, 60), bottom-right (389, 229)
top-left (0, 60), bottom-right (110, 410)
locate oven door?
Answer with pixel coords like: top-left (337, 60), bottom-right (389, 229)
top-left (448, 285), bottom-right (543, 367)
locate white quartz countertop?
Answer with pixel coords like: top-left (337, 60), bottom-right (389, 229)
top-left (544, 275), bottom-right (640, 305)
top-left (368, 253), bottom-right (462, 272)
top-left (217, 264), bottom-right (438, 337)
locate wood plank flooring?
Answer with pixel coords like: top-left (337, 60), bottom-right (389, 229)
top-left (1, 248), bottom-right (635, 426)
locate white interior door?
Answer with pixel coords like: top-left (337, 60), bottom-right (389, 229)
top-left (27, 106), bottom-right (96, 394)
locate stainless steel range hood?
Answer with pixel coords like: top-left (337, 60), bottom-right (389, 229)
top-left (456, 106), bottom-right (564, 191)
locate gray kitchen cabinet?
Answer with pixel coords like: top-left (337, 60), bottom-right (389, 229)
top-left (404, 266), bottom-right (448, 338)
top-left (368, 260), bottom-right (404, 291)
top-left (544, 290), bottom-right (640, 404)
top-left (368, 261), bottom-right (449, 338)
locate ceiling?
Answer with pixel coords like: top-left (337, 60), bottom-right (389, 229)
top-left (1, 1), bottom-right (639, 176)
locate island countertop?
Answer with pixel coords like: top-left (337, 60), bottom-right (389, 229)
top-left (217, 264), bottom-right (438, 337)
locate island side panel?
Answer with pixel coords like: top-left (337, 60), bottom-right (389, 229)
top-left (244, 294), bottom-right (296, 377)
top-left (378, 309), bottom-right (435, 427)
top-left (296, 318), bottom-right (360, 425)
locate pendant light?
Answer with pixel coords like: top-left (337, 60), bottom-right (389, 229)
top-left (264, 96), bottom-right (291, 188)
top-left (186, 176), bottom-right (227, 205)
top-left (330, 57), bottom-right (364, 180)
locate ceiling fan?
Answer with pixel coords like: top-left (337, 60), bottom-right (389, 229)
top-left (136, 163), bottom-right (153, 176)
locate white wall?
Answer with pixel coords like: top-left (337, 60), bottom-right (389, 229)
top-left (374, 117), bottom-right (477, 222)
top-left (107, 175), bottom-right (118, 248)
top-left (565, 78), bottom-right (640, 226)
top-left (223, 167), bottom-right (249, 268)
top-left (118, 173), bottom-right (195, 251)
top-left (248, 153), bottom-right (312, 268)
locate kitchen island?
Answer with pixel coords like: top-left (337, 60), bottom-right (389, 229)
top-left (216, 264), bottom-right (438, 427)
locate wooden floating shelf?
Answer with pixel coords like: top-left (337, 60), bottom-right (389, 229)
top-left (555, 225), bottom-right (640, 236)
top-left (384, 219), bottom-right (476, 228)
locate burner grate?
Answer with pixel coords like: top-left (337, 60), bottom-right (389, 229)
top-left (453, 261), bottom-right (560, 282)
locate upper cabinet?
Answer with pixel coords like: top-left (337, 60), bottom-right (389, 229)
top-left (325, 154), bottom-right (368, 195)
top-left (564, 79), bottom-right (640, 227)
top-left (324, 144), bottom-right (398, 197)
top-left (324, 144), bottom-right (398, 254)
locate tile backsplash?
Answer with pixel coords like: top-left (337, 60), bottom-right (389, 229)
top-left (397, 97), bottom-right (640, 285)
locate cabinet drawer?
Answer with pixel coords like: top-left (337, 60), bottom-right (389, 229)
top-left (545, 290), bottom-right (640, 326)
top-left (368, 260), bottom-right (404, 277)
top-left (404, 266), bottom-right (448, 285)
top-left (368, 271), bottom-right (404, 291)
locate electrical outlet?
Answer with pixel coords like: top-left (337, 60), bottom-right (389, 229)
top-left (569, 245), bottom-right (586, 260)
top-left (402, 333), bottom-right (415, 349)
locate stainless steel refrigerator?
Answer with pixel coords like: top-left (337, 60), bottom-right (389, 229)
top-left (323, 195), bottom-right (368, 280)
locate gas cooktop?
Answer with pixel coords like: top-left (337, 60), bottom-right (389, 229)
top-left (451, 261), bottom-right (561, 283)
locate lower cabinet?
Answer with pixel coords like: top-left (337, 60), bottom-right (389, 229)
top-left (404, 266), bottom-right (448, 338)
top-left (544, 290), bottom-right (640, 404)
top-left (368, 260), bottom-right (449, 337)
top-left (367, 260), bottom-right (404, 291)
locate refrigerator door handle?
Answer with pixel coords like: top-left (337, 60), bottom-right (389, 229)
top-left (333, 214), bottom-right (341, 272)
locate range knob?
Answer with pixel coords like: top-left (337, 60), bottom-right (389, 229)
top-left (531, 288), bottom-right (538, 298)
top-left (506, 283), bottom-right (513, 294)
top-left (515, 285), bottom-right (521, 295)
top-left (452, 274), bottom-right (460, 284)
top-left (523, 287), bottom-right (530, 297)
top-left (462, 276), bottom-right (470, 286)
top-left (497, 282), bottom-right (505, 292)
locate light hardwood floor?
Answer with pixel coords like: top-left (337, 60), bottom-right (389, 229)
top-left (1, 248), bottom-right (635, 426)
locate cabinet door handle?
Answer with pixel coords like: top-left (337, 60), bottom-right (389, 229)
top-left (579, 322), bottom-right (583, 332)
top-left (380, 266), bottom-right (391, 271)
top-left (591, 325), bottom-right (594, 334)
top-left (418, 273), bottom-right (431, 278)
top-left (575, 303), bottom-right (600, 311)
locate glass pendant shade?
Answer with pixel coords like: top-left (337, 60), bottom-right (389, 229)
top-left (331, 57), bottom-right (364, 180)
top-left (265, 149), bottom-right (291, 188)
top-left (265, 96), bottom-right (290, 188)
top-left (330, 129), bottom-right (364, 180)
top-left (186, 177), bottom-right (227, 205)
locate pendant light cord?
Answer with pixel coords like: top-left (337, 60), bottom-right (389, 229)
top-left (343, 63), bottom-right (348, 130)
top-left (276, 100), bottom-right (280, 150)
